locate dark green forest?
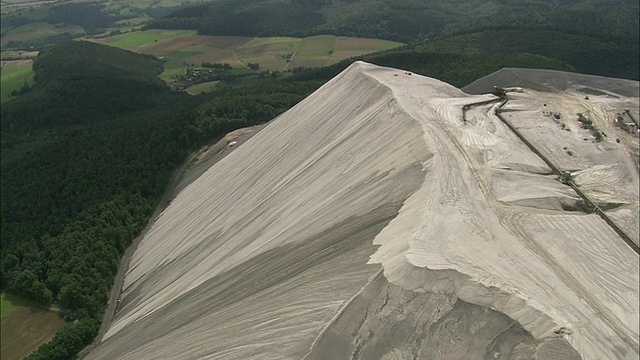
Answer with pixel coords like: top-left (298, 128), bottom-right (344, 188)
top-left (1, 41), bottom-right (324, 360)
top-left (150, 0), bottom-right (640, 42)
top-left (412, 29), bottom-right (640, 81)
top-left (1, 1), bottom-right (639, 357)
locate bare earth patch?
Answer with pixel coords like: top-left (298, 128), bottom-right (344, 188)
top-left (1, 307), bottom-right (64, 360)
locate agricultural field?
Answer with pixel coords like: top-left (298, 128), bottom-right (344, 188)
top-left (99, 29), bottom-right (197, 49)
top-left (91, 30), bottom-right (404, 82)
top-left (0, 59), bottom-right (34, 103)
top-left (1, 25), bottom-right (402, 93)
top-left (1, 292), bottom-right (65, 360)
top-left (234, 37), bottom-right (299, 70)
top-left (1, 292), bottom-right (20, 319)
top-left (185, 81), bottom-right (219, 95)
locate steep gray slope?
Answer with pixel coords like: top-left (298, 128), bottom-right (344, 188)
top-left (88, 62), bottom-right (638, 360)
top-left (89, 62), bottom-right (434, 359)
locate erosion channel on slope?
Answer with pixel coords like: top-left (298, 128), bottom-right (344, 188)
top-left (87, 62), bottom-right (639, 360)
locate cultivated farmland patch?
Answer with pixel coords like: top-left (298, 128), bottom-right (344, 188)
top-left (0, 302), bottom-right (64, 360)
top-left (0, 59), bottom-right (34, 103)
top-left (97, 29), bottom-right (197, 49)
top-left (332, 37), bottom-right (403, 59)
top-left (295, 35), bottom-right (336, 57)
top-left (92, 30), bottom-right (404, 82)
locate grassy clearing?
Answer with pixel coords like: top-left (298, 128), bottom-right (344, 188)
top-left (176, 46), bottom-right (237, 65)
top-left (1, 50), bottom-right (39, 59)
top-left (295, 35), bottom-right (336, 58)
top-left (235, 37), bottom-right (300, 68)
top-left (185, 80), bottom-right (220, 95)
top-left (1, 59), bottom-right (34, 103)
top-left (159, 57), bottom-right (186, 82)
top-left (169, 50), bottom-right (203, 60)
top-left (1, 292), bottom-right (22, 319)
top-left (377, 39), bottom-right (404, 50)
top-left (239, 42), bottom-right (299, 54)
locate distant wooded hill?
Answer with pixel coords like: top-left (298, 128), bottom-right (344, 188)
top-left (147, 0), bottom-right (639, 80)
top-left (1, 41), bottom-right (169, 131)
top-left (150, 0), bottom-right (639, 44)
top-left (408, 29), bottom-right (639, 81)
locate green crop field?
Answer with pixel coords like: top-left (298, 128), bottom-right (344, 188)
top-left (377, 39), bottom-right (404, 50)
top-left (1, 292), bottom-right (21, 319)
top-left (169, 50), bottom-right (204, 60)
top-left (159, 57), bottom-right (187, 82)
top-left (1, 60), bottom-right (34, 103)
top-left (106, 29), bottom-right (197, 49)
top-left (185, 81), bottom-right (220, 95)
top-left (235, 37), bottom-right (301, 69)
top-left (95, 30), bottom-right (404, 81)
top-left (295, 35), bottom-right (336, 58)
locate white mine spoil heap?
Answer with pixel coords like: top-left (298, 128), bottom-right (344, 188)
top-left (88, 62), bottom-right (639, 360)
